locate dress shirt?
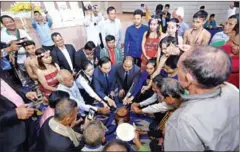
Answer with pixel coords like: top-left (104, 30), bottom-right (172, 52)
top-left (164, 82), bottom-right (239, 151)
top-left (59, 47), bottom-right (73, 70)
top-left (1, 28), bottom-right (32, 64)
top-left (178, 21), bottom-right (190, 37)
top-left (40, 106), bottom-right (54, 128)
top-left (1, 79), bottom-right (24, 107)
top-left (124, 24), bottom-right (148, 58)
top-left (75, 74), bottom-right (98, 99)
top-left (100, 18), bottom-right (122, 48)
top-left (139, 93), bottom-right (174, 113)
top-left (31, 16), bottom-right (54, 46)
top-left (57, 82), bottom-right (98, 114)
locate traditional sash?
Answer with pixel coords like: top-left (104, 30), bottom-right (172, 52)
top-left (49, 118), bottom-right (81, 147)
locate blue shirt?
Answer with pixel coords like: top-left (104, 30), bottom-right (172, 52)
top-left (32, 16), bottom-right (54, 46)
top-left (1, 48), bottom-right (12, 70)
top-left (178, 21), bottom-right (190, 37)
top-left (131, 71), bottom-right (149, 97)
top-left (124, 24), bottom-right (148, 58)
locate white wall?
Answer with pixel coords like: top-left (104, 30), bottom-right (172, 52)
top-left (121, 1), bottom-right (237, 26)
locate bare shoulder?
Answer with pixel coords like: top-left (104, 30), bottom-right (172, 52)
top-left (184, 29), bottom-right (191, 34)
top-left (203, 29), bottom-right (211, 37)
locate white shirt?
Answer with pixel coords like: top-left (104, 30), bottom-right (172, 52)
top-left (228, 7), bottom-right (236, 18)
top-left (60, 47), bottom-right (73, 70)
top-left (100, 18), bottom-right (122, 48)
top-left (210, 31), bottom-right (229, 45)
top-left (57, 82), bottom-right (98, 114)
top-left (75, 74), bottom-right (98, 98)
top-left (83, 12), bottom-right (104, 46)
top-left (139, 93), bottom-right (174, 113)
top-left (1, 28), bottom-right (32, 64)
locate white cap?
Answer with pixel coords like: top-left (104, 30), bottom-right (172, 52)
top-left (175, 7), bottom-right (184, 19)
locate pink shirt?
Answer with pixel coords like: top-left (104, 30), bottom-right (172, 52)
top-left (40, 106), bottom-right (55, 128)
top-left (1, 79), bottom-right (24, 107)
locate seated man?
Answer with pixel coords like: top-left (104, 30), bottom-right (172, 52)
top-left (116, 56), bottom-right (141, 100)
top-left (0, 79), bottom-right (36, 152)
top-left (75, 41), bottom-right (100, 71)
top-left (35, 97), bottom-right (84, 152)
top-left (40, 90), bottom-right (70, 128)
top-left (131, 76), bottom-right (185, 115)
top-left (100, 35), bottom-right (123, 65)
top-left (184, 10), bottom-right (211, 45)
top-left (82, 120), bottom-right (106, 151)
top-left (93, 57), bottom-right (117, 108)
top-left (56, 69), bottom-right (110, 115)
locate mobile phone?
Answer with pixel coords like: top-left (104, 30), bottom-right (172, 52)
top-left (87, 108), bottom-right (95, 120)
top-left (141, 4), bottom-right (145, 8)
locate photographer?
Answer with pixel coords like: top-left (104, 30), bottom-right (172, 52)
top-left (83, 4), bottom-right (104, 46)
top-left (1, 15), bottom-right (33, 87)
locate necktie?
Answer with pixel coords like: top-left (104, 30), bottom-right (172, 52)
top-left (105, 74), bottom-right (110, 92)
top-left (124, 72), bottom-right (128, 85)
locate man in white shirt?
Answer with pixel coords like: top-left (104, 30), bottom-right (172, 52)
top-left (1, 15), bottom-right (33, 87)
top-left (131, 76), bottom-right (184, 114)
top-left (100, 6), bottom-right (123, 49)
top-left (56, 69), bottom-right (110, 116)
top-left (83, 5), bottom-right (104, 46)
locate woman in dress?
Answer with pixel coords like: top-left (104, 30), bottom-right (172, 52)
top-left (123, 58), bottom-right (157, 104)
top-left (141, 15), bottom-right (162, 70)
top-left (35, 48), bottom-right (60, 99)
top-left (75, 60), bottom-right (109, 108)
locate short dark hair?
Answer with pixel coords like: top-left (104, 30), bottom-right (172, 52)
top-left (181, 46), bottom-right (232, 89)
top-left (107, 6), bottom-right (116, 14)
top-left (229, 14), bottom-right (239, 35)
top-left (98, 56), bottom-right (111, 67)
top-left (160, 78), bottom-right (185, 98)
top-left (0, 15), bottom-right (14, 24)
top-left (84, 41), bottom-right (96, 50)
top-left (165, 4), bottom-right (170, 8)
top-left (102, 139), bottom-right (131, 152)
top-left (49, 90), bottom-right (70, 108)
top-left (105, 35), bottom-right (115, 42)
top-left (210, 14), bottom-right (215, 18)
top-left (55, 98), bottom-right (78, 121)
top-left (152, 74), bottom-right (164, 88)
top-left (81, 60), bottom-right (93, 71)
top-left (34, 11), bottom-right (41, 15)
top-left (193, 10), bottom-right (208, 20)
top-left (51, 32), bottom-right (62, 41)
top-left (22, 40), bottom-right (35, 49)
top-left (133, 9), bottom-right (144, 17)
top-left (159, 36), bottom-right (177, 49)
top-left (200, 5), bottom-right (205, 9)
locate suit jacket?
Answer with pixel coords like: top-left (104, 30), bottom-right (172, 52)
top-left (93, 65), bottom-right (117, 99)
top-left (34, 117), bottom-right (83, 152)
top-left (51, 44), bottom-right (76, 72)
top-left (0, 95), bottom-right (26, 152)
top-left (115, 64), bottom-right (141, 94)
top-left (74, 46), bottom-right (101, 71)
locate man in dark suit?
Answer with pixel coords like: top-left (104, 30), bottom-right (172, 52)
top-left (34, 97), bottom-right (84, 152)
top-left (93, 56), bottom-right (117, 108)
top-left (51, 32), bottom-right (76, 73)
top-left (74, 41), bottom-right (100, 72)
top-left (0, 79), bottom-right (36, 152)
top-left (116, 56), bottom-right (141, 99)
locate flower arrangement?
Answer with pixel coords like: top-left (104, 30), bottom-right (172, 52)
top-left (7, 2), bottom-right (41, 13)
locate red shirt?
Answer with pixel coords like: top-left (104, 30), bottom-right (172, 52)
top-left (108, 48), bottom-right (116, 64)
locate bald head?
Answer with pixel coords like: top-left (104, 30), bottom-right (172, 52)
top-left (179, 45), bottom-right (232, 89)
top-left (123, 56), bottom-right (134, 72)
top-left (57, 69), bottom-right (74, 87)
top-left (102, 139), bottom-right (130, 152)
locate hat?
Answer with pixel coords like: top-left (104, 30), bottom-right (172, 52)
top-left (176, 7), bottom-right (184, 19)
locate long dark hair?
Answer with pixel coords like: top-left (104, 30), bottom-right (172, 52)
top-left (146, 15), bottom-right (161, 38)
top-left (79, 60), bottom-right (93, 84)
top-left (35, 48), bottom-right (56, 70)
top-left (167, 18), bottom-right (179, 44)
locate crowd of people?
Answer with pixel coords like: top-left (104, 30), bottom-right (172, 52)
top-left (0, 2), bottom-right (239, 152)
